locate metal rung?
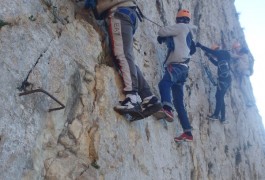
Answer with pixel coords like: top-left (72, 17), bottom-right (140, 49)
top-left (19, 88), bottom-right (65, 112)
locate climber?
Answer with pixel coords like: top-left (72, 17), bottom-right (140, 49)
top-left (157, 9), bottom-right (197, 142)
top-left (196, 43), bottom-right (231, 123)
top-left (84, 0), bottom-right (162, 119)
top-left (230, 42), bottom-right (255, 107)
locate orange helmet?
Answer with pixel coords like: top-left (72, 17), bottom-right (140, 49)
top-left (211, 44), bottom-right (220, 50)
top-left (232, 42), bottom-right (241, 49)
top-left (176, 9), bottom-right (191, 19)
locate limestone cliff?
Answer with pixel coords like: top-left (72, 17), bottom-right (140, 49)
top-left (0, 0), bottom-right (265, 179)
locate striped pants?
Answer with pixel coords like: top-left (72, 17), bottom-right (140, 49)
top-left (107, 7), bottom-right (152, 99)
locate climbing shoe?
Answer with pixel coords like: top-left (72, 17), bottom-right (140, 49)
top-left (155, 108), bottom-right (174, 122)
top-left (174, 132), bottom-right (193, 142)
top-left (220, 118), bottom-right (229, 124)
top-left (141, 96), bottom-right (159, 110)
top-left (114, 97), bottom-right (141, 114)
top-left (163, 108), bottom-right (174, 122)
top-left (141, 96), bottom-right (162, 117)
top-left (207, 114), bottom-right (219, 121)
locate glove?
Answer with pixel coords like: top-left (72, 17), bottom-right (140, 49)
top-left (157, 36), bottom-right (164, 44)
top-left (196, 42), bottom-right (202, 48)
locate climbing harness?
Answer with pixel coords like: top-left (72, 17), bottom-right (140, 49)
top-left (218, 60), bottom-right (230, 78)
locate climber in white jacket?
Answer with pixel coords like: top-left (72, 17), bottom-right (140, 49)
top-left (158, 20), bottom-right (197, 66)
top-left (231, 42), bottom-right (255, 107)
top-left (157, 9), bottom-right (197, 142)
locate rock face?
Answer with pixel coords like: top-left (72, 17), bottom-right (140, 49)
top-left (0, 0), bottom-right (264, 179)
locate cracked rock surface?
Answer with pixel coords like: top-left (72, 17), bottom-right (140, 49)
top-left (0, 0), bottom-right (265, 180)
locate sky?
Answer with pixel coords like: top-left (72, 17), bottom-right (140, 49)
top-left (234, 0), bottom-right (265, 128)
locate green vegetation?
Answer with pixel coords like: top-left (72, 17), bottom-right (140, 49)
top-left (52, 6), bottom-right (58, 23)
top-left (29, 15), bottom-right (37, 21)
top-left (0, 19), bottom-right (9, 29)
top-left (91, 161), bottom-right (100, 169)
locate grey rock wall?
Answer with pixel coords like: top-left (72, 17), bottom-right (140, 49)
top-left (0, 0), bottom-right (264, 180)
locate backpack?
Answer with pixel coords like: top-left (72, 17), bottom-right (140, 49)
top-left (218, 60), bottom-right (230, 78)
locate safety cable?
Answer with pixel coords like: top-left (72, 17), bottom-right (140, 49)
top-left (143, 15), bottom-right (162, 27)
top-left (17, 55), bottom-right (43, 91)
top-left (136, 6), bottom-right (162, 27)
top-left (203, 64), bottom-right (217, 86)
top-left (198, 59), bottom-right (217, 86)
